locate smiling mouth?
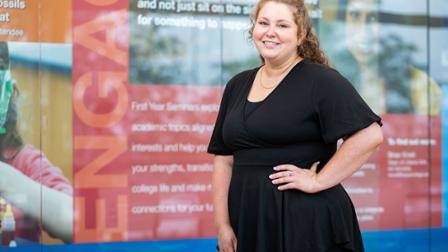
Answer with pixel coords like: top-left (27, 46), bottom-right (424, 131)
top-left (263, 41), bottom-right (280, 48)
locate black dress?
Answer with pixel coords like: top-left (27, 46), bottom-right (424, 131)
top-left (208, 60), bottom-right (381, 252)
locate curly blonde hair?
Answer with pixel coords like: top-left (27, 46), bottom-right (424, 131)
top-left (249, 0), bottom-right (328, 65)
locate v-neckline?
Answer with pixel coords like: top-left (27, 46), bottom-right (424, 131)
top-left (243, 59), bottom-right (306, 121)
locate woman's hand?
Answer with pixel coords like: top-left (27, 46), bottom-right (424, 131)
top-left (217, 224), bottom-right (237, 252)
top-left (269, 162), bottom-right (322, 193)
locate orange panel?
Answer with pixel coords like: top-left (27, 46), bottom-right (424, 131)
top-left (0, 0), bottom-right (71, 43)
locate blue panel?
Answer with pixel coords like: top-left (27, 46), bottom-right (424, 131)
top-left (442, 86), bottom-right (448, 227)
top-left (5, 228), bottom-right (448, 252)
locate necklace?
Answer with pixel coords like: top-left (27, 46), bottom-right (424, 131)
top-left (259, 59), bottom-right (300, 89)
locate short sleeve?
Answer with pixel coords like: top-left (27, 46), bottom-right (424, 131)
top-left (9, 144), bottom-right (73, 195)
top-left (312, 68), bottom-right (382, 144)
top-left (207, 82), bottom-right (234, 155)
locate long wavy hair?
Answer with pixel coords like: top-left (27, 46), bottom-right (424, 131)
top-left (0, 42), bottom-right (24, 161)
top-left (249, 0), bottom-right (328, 65)
top-left (0, 92), bottom-right (24, 161)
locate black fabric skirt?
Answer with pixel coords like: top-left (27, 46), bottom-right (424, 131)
top-left (221, 151), bottom-right (365, 252)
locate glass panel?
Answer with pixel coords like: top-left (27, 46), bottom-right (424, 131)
top-left (1, 0), bottom-right (72, 249)
top-left (40, 43), bottom-right (73, 245)
top-left (39, 0), bottom-right (73, 246)
top-left (319, 0), bottom-right (444, 251)
top-left (0, 0), bottom-right (41, 248)
top-left (430, 0), bottom-right (448, 251)
top-left (0, 41), bottom-right (44, 248)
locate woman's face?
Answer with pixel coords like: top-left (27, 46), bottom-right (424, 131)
top-left (0, 43), bottom-right (9, 87)
top-left (0, 43), bottom-right (8, 70)
top-left (253, 1), bottom-right (300, 64)
top-left (345, 0), bottom-right (380, 63)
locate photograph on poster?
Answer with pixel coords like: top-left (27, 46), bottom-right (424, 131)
top-left (0, 41), bottom-right (73, 245)
top-left (320, 0), bottom-right (441, 115)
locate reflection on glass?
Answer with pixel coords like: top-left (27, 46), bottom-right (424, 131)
top-left (129, 0), bottom-right (260, 86)
top-left (129, 1), bottom-right (223, 86)
top-left (324, 0), bottom-right (441, 115)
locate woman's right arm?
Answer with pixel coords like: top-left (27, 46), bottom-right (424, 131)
top-left (0, 162), bottom-right (73, 243)
top-left (212, 155), bottom-right (237, 252)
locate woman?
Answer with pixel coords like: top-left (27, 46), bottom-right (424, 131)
top-left (0, 41), bottom-right (73, 243)
top-left (207, 0), bottom-right (383, 251)
top-left (333, 0), bottom-right (440, 114)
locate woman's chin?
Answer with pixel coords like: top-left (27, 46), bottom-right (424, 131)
top-left (259, 53), bottom-right (279, 62)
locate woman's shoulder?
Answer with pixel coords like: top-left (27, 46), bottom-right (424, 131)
top-left (227, 68), bottom-right (257, 86)
top-left (302, 60), bottom-right (340, 76)
top-left (301, 61), bottom-right (356, 99)
top-left (223, 67), bottom-right (258, 93)
top-left (301, 60), bottom-right (348, 85)
top-left (9, 144), bottom-right (43, 165)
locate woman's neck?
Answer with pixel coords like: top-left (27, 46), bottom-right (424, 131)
top-left (263, 56), bottom-right (303, 77)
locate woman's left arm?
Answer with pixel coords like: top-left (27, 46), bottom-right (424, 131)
top-left (271, 122), bottom-right (383, 193)
top-left (313, 122), bottom-right (383, 192)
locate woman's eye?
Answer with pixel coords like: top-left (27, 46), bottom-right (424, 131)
top-left (258, 21), bottom-right (268, 25)
top-left (349, 10), bottom-right (361, 20)
top-left (278, 24), bottom-right (289, 28)
top-left (367, 13), bottom-right (378, 23)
